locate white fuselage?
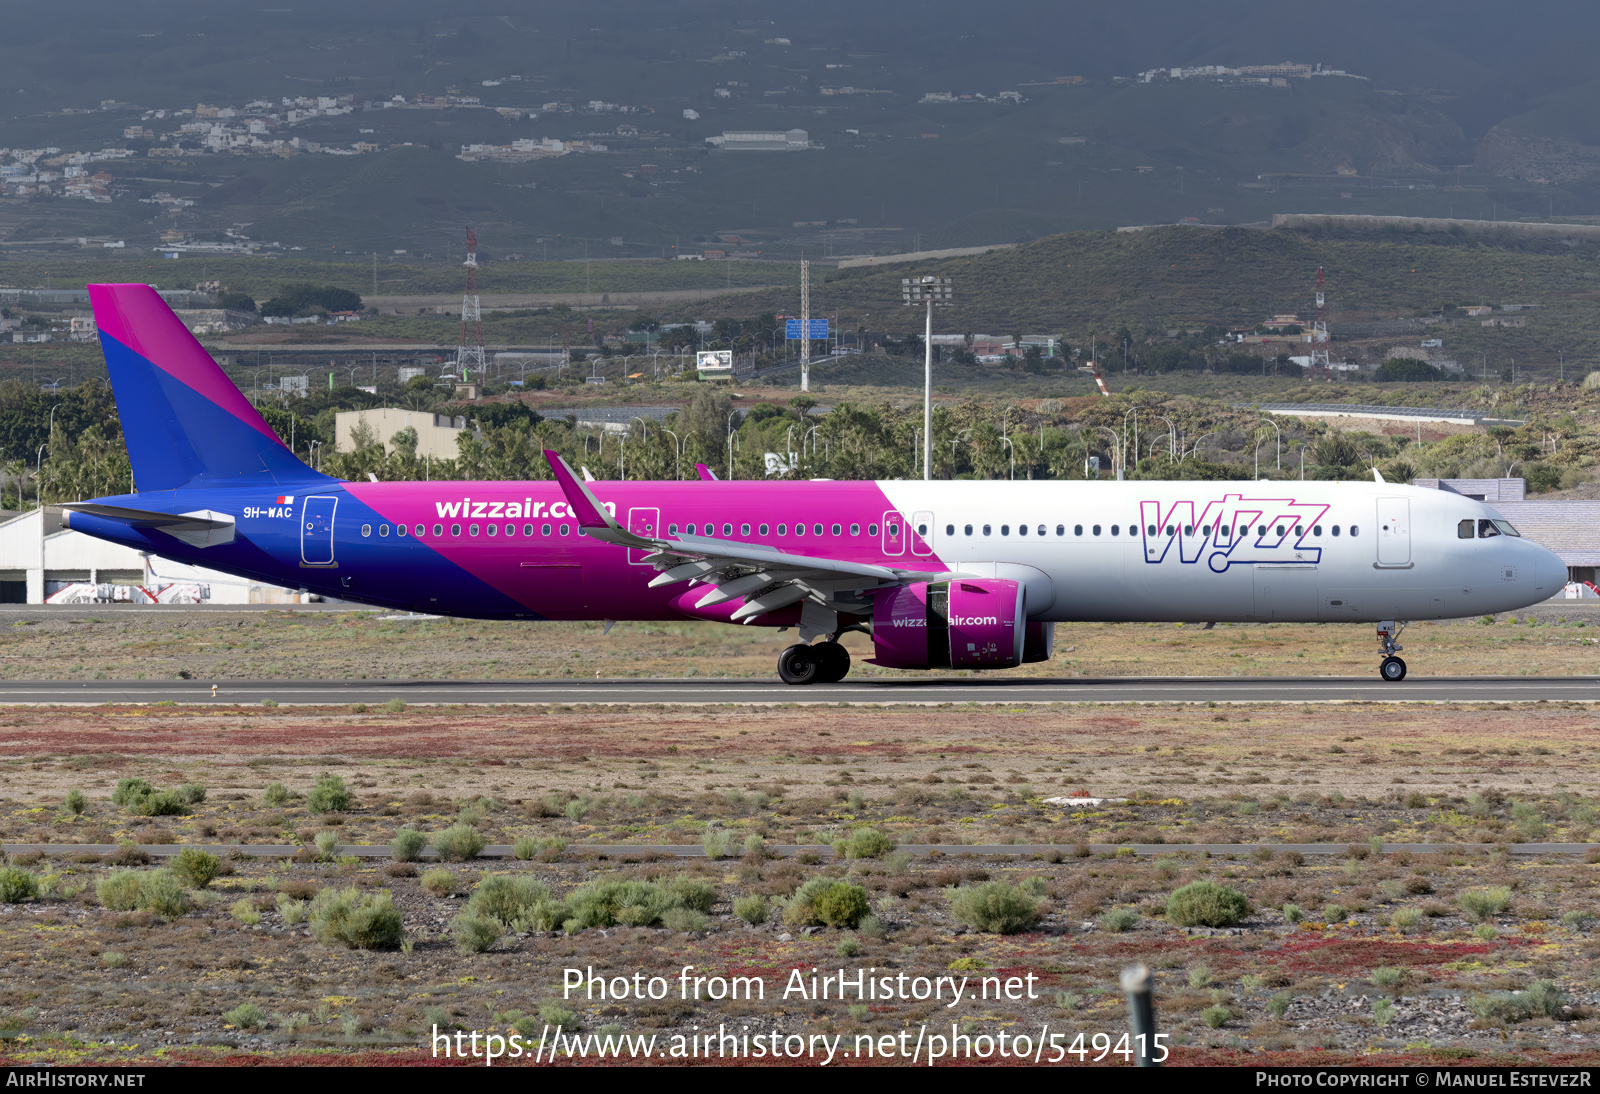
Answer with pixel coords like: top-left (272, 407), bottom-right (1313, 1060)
top-left (871, 480), bottom-right (1565, 623)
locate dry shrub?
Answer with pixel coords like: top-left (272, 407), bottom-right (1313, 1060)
top-left (104, 843), bottom-right (150, 867)
top-left (309, 888), bottom-right (403, 949)
top-left (277, 879), bottom-right (318, 901)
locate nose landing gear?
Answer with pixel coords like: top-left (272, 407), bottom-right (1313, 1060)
top-left (1377, 620), bottom-right (1407, 682)
top-left (776, 640), bottom-right (851, 685)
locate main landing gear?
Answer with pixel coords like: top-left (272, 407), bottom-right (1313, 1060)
top-left (777, 641), bottom-right (851, 685)
top-left (1377, 620), bottom-right (1407, 682)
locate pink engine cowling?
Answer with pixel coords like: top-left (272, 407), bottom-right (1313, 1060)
top-left (867, 579), bottom-right (1031, 669)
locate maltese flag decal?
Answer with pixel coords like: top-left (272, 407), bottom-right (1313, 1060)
top-left (276, 495), bottom-right (295, 505)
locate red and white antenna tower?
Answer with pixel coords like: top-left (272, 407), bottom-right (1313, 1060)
top-left (1309, 265), bottom-right (1330, 380)
top-left (455, 226), bottom-right (486, 381)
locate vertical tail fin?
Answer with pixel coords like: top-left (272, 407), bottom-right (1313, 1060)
top-left (89, 283), bottom-right (328, 491)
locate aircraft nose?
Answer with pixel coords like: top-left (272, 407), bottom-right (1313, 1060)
top-left (1535, 543), bottom-right (1566, 597)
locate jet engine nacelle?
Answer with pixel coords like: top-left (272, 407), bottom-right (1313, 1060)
top-left (868, 578), bottom-right (1026, 669)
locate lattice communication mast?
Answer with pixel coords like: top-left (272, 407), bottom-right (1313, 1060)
top-left (455, 226), bottom-right (486, 381)
top-left (799, 258), bottom-right (811, 392)
top-left (1309, 265), bottom-right (1330, 380)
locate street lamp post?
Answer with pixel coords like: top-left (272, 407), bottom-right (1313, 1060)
top-left (903, 276), bottom-right (952, 481)
top-left (1152, 414), bottom-right (1178, 462)
top-left (951, 428), bottom-right (975, 470)
top-left (662, 428), bottom-right (681, 480)
top-left (726, 410), bottom-right (741, 480)
top-left (1091, 427), bottom-right (1121, 479)
top-left (1253, 418), bottom-right (1281, 473)
top-left (627, 417), bottom-right (650, 480)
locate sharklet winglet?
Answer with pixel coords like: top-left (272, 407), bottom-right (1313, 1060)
top-left (540, 450), bottom-right (654, 550)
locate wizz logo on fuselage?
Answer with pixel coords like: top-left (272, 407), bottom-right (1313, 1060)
top-left (1139, 494), bottom-right (1330, 573)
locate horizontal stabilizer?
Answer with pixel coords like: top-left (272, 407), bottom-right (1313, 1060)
top-left (62, 503), bottom-right (236, 548)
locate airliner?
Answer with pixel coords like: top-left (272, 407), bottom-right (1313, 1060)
top-left (64, 284), bottom-right (1565, 685)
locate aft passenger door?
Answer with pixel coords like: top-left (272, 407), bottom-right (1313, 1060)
top-left (300, 496), bottom-right (337, 566)
top-left (1376, 498), bottom-right (1412, 567)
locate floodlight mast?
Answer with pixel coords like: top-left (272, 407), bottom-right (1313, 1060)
top-left (902, 276), bottom-right (951, 480)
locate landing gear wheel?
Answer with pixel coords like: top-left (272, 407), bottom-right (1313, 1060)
top-left (813, 641), bottom-right (850, 684)
top-left (777, 643), bottom-right (820, 685)
top-left (1380, 656), bottom-right (1407, 682)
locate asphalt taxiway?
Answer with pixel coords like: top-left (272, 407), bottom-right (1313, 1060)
top-left (0, 676), bottom-right (1594, 705)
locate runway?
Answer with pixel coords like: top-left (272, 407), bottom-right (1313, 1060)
top-left (0, 675), bottom-right (1596, 705)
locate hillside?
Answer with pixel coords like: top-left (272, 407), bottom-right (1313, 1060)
top-left (4, 2), bottom-right (1600, 253)
top-left (710, 225), bottom-right (1600, 373)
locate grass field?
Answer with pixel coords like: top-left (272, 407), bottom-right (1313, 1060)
top-left (3, 608), bottom-right (1597, 684)
top-left (1, 696), bottom-right (1599, 1065)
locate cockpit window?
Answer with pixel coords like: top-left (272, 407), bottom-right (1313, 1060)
top-left (1493, 519), bottom-right (1521, 538)
top-left (1458, 519), bottom-right (1475, 539)
top-left (1478, 519), bottom-right (1501, 539)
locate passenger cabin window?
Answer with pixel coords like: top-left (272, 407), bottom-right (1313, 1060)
top-left (523, 524), bottom-right (533, 536)
top-left (415, 524), bottom-right (425, 537)
top-left (982, 524), bottom-right (992, 536)
top-left (813, 524), bottom-right (823, 536)
top-left (361, 524), bottom-right (372, 537)
top-left (1092, 524), bottom-right (1101, 536)
top-left (964, 524), bottom-right (973, 536)
top-left (1073, 525), bottom-right (1082, 536)
top-left (433, 524), bottom-right (443, 537)
top-left (1459, 519), bottom-right (1476, 539)
top-left (379, 525), bottom-right (389, 537)
top-left (486, 525), bottom-right (496, 537)
top-left (1056, 525), bottom-right (1065, 536)
top-left (946, 524), bottom-right (955, 536)
top-left (760, 524), bottom-right (770, 536)
top-left (1350, 525), bottom-right (1360, 537)
top-left (1111, 524), bottom-right (1119, 536)
top-left (450, 524), bottom-right (461, 537)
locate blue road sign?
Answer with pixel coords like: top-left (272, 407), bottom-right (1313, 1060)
top-left (785, 319), bottom-right (829, 340)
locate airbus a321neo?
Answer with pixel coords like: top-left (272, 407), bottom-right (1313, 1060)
top-left (65, 284), bottom-right (1566, 684)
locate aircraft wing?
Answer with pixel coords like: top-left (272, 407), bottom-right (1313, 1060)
top-left (542, 450), bottom-right (964, 621)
